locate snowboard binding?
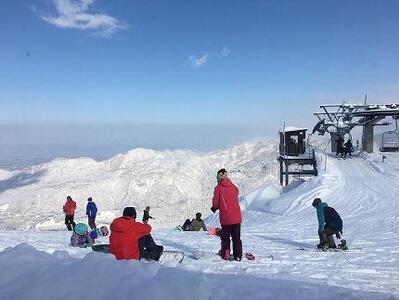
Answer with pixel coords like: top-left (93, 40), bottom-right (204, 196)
top-left (337, 239), bottom-right (348, 250)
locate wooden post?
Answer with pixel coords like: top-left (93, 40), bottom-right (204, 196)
top-left (285, 163), bottom-right (289, 186)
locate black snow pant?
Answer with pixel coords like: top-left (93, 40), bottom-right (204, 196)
top-left (336, 147), bottom-right (344, 158)
top-left (220, 223), bottom-right (242, 260)
top-left (138, 235), bottom-right (163, 261)
top-left (319, 227), bottom-right (337, 248)
top-left (65, 215), bottom-right (76, 231)
top-left (88, 217), bottom-right (96, 230)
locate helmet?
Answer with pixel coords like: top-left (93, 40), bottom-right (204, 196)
top-left (74, 223), bottom-right (88, 235)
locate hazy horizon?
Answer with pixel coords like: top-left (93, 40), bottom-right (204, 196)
top-left (0, 123), bottom-right (280, 170)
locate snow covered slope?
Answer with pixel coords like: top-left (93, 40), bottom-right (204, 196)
top-left (0, 151), bottom-right (398, 299)
top-left (0, 150), bottom-right (399, 300)
top-left (0, 141), bottom-right (278, 230)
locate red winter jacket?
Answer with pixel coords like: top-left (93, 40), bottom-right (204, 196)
top-left (63, 199), bottom-right (76, 216)
top-left (109, 216), bottom-right (151, 260)
top-left (212, 178), bottom-right (242, 225)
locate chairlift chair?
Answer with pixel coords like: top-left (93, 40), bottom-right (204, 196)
top-left (379, 131), bottom-right (399, 152)
top-left (379, 118), bottom-right (399, 152)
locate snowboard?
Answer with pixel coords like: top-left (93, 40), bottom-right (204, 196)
top-left (92, 244), bottom-right (185, 263)
top-left (217, 251), bottom-right (257, 261)
top-left (298, 241), bottom-right (357, 252)
top-left (159, 250), bottom-right (185, 263)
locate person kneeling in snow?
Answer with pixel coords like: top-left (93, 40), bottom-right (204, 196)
top-left (109, 207), bottom-right (163, 261)
top-left (312, 198), bottom-right (343, 250)
top-left (71, 223), bottom-right (109, 248)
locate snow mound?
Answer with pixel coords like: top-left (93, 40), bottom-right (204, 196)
top-left (0, 243), bottom-right (390, 300)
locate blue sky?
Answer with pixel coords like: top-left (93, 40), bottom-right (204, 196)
top-left (0, 0), bottom-right (399, 165)
top-left (1, 0), bottom-right (399, 127)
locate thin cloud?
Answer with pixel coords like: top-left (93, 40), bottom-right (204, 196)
top-left (40, 0), bottom-right (127, 37)
top-left (187, 53), bottom-right (209, 67)
top-left (220, 47), bottom-right (231, 57)
top-left (186, 47), bottom-right (230, 68)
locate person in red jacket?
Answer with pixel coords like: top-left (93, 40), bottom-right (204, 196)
top-left (63, 196), bottom-right (77, 231)
top-left (109, 207), bottom-right (163, 261)
top-left (211, 168), bottom-right (242, 261)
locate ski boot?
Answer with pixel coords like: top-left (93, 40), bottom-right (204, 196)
top-left (317, 243), bottom-right (329, 251)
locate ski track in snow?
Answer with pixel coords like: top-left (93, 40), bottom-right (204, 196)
top-left (0, 149), bottom-right (399, 299)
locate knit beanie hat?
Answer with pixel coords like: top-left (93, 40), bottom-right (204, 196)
top-left (217, 168), bottom-right (227, 183)
top-left (312, 198), bottom-right (321, 208)
top-left (123, 207), bottom-right (137, 218)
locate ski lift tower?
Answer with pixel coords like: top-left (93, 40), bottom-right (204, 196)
top-left (313, 103), bottom-right (399, 153)
top-left (277, 126), bottom-right (318, 186)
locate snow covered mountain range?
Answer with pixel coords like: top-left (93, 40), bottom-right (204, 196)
top-left (0, 141), bottom-right (278, 230)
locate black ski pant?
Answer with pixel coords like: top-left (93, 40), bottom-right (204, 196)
top-left (220, 223), bottom-right (242, 260)
top-left (319, 227), bottom-right (337, 248)
top-left (88, 217), bottom-right (96, 230)
top-left (336, 147), bottom-right (344, 158)
top-left (138, 235), bottom-right (163, 261)
top-left (65, 215), bottom-right (76, 231)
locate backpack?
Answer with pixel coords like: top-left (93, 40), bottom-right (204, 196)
top-left (323, 206), bottom-right (343, 232)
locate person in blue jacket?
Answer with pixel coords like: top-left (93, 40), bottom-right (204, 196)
top-left (86, 197), bottom-right (98, 230)
top-left (312, 198), bottom-right (343, 250)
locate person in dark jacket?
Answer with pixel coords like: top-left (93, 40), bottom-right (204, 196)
top-left (109, 207), bottom-right (163, 261)
top-left (86, 197), bottom-right (98, 230)
top-left (312, 198), bottom-right (343, 250)
top-left (211, 168), bottom-right (242, 261)
top-left (63, 196), bottom-right (77, 231)
top-left (344, 139), bottom-right (353, 158)
top-left (142, 206), bottom-right (153, 223)
top-left (336, 135), bottom-right (344, 158)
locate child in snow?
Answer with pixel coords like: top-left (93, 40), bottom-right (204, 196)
top-left (70, 223), bottom-right (109, 248)
top-left (70, 223), bottom-right (94, 248)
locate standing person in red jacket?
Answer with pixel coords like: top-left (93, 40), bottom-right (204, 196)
top-left (211, 168), bottom-right (243, 261)
top-left (109, 207), bottom-right (163, 261)
top-left (63, 196), bottom-right (77, 231)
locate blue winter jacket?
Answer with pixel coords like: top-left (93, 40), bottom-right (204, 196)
top-left (316, 202), bottom-right (328, 231)
top-left (86, 202), bottom-right (98, 218)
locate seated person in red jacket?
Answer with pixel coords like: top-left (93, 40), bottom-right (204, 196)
top-left (109, 207), bottom-right (163, 261)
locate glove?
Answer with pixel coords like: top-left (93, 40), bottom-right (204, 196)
top-left (336, 232), bottom-right (341, 239)
top-left (210, 207), bottom-right (216, 213)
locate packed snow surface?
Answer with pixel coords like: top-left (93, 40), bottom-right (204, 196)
top-left (0, 144), bottom-right (399, 299)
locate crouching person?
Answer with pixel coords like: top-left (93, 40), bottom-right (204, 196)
top-left (70, 223), bottom-right (94, 248)
top-left (109, 207), bottom-right (163, 261)
top-left (312, 198), bottom-right (343, 250)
